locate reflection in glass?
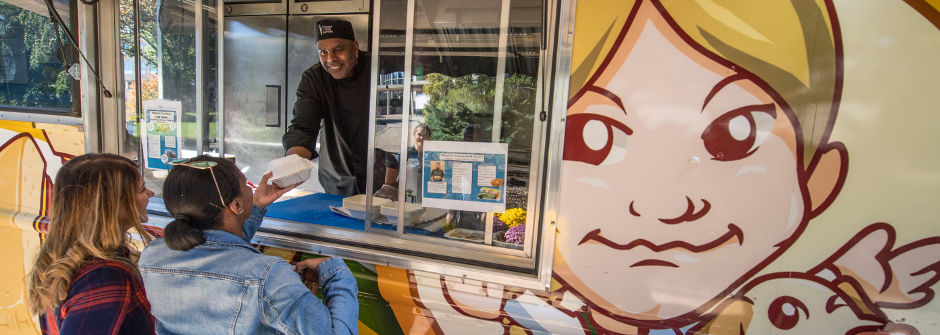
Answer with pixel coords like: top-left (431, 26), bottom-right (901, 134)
top-left (0, 0), bottom-right (73, 112)
top-left (120, 0), bottom-right (218, 197)
top-left (371, 0), bottom-right (408, 231)
top-left (370, 0), bottom-right (541, 250)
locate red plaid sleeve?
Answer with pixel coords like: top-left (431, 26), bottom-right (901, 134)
top-left (40, 260), bottom-right (155, 335)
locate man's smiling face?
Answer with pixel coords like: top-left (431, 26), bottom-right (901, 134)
top-left (317, 38), bottom-right (359, 80)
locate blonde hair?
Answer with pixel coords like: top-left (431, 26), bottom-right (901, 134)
top-left (569, 0), bottom-right (840, 164)
top-left (27, 153), bottom-right (152, 314)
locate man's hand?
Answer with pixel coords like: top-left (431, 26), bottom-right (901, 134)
top-left (253, 172), bottom-right (300, 208)
top-left (286, 146), bottom-right (313, 159)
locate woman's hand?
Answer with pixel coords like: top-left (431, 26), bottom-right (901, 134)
top-left (253, 172), bottom-right (300, 208)
top-left (295, 257), bottom-right (330, 292)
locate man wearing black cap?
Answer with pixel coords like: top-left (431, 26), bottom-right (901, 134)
top-left (283, 18), bottom-right (382, 196)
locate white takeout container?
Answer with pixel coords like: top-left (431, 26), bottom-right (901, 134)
top-left (380, 201), bottom-right (426, 225)
top-left (342, 194), bottom-right (391, 213)
top-left (267, 154), bottom-right (315, 187)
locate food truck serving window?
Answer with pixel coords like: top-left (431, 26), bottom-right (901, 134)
top-left (258, 0), bottom-right (555, 287)
top-left (125, 0), bottom-right (561, 289)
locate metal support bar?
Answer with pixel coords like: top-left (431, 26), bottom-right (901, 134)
top-left (490, 0), bottom-right (510, 144)
top-left (97, 0), bottom-right (124, 154)
top-left (365, 0), bottom-right (383, 232)
top-left (393, 0), bottom-right (417, 235)
top-left (195, 0), bottom-right (204, 156)
top-left (523, 1), bottom-right (549, 256)
top-left (78, 0), bottom-right (100, 152)
top-left (133, 0), bottom-right (142, 164)
top-left (217, 0), bottom-right (225, 156)
top-left (537, 0), bottom-right (576, 291)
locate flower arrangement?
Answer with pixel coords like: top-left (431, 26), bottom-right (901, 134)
top-left (495, 208), bottom-right (526, 245)
top-left (504, 224), bottom-right (525, 244)
top-left (493, 215), bottom-right (507, 231)
top-left (496, 208), bottom-right (526, 228)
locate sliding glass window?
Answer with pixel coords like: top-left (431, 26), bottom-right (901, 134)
top-left (364, 0), bottom-right (546, 268)
top-left (120, 0), bottom-right (219, 195)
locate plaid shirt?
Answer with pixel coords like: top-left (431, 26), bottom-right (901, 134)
top-left (40, 259), bottom-right (155, 335)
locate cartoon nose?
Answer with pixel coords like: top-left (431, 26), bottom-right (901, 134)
top-left (629, 197), bottom-right (710, 224)
top-left (657, 197), bottom-right (710, 224)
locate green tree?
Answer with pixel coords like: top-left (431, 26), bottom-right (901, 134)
top-left (119, 0), bottom-right (159, 67)
top-left (423, 73), bottom-right (496, 142)
top-left (500, 74), bottom-right (536, 148)
top-left (0, 2), bottom-right (72, 109)
top-left (119, 0), bottom-right (218, 149)
top-left (422, 72), bottom-right (536, 148)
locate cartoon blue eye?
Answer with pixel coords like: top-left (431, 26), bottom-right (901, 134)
top-left (701, 104), bottom-right (776, 161)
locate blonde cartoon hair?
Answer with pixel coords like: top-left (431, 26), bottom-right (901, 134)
top-left (569, 0), bottom-right (840, 165)
top-left (27, 153), bottom-right (152, 314)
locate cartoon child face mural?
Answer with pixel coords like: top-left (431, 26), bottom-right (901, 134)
top-left (557, 0), bottom-right (847, 325)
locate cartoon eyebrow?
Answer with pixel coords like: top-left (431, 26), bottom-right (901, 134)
top-left (702, 73), bottom-right (750, 112)
top-left (585, 85), bottom-right (626, 114)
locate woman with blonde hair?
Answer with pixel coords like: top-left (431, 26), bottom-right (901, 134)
top-left (27, 153), bottom-right (156, 334)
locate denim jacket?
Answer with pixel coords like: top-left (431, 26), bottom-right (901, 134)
top-left (139, 206), bottom-right (359, 335)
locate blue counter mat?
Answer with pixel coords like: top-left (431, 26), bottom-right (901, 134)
top-left (265, 193), bottom-right (437, 235)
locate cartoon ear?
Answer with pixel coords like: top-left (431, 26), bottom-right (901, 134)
top-left (806, 142), bottom-right (848, 217)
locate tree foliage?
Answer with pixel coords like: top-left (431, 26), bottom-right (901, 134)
top-left (125, 73), bottom-right (160, 124)
top-left (119, 0), bottom-right (218, 148)
top-left (119, 0), bottom-right (199, 104)
top-left (0, 2), bottom-right (72, 109)
top-left (422, 72), bottom-right (536, 148)
top-left (119, 0), bottom-right (159, 67)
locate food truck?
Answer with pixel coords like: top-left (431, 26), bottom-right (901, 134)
top-left (1, 0), bottom-right (939, 333)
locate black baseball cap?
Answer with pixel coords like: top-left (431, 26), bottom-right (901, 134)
top-left (315, 19), bottom-right (356, 42)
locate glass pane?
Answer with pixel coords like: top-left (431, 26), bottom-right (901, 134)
top-left (502, 0), bottom-right (540, 249)
top-left (202, 0), bottom-right (220, 156)
top-left (121, 0), bottom-right (218, 197)
top-left (370, 0), bottom-right (542, 251)
top-left (0, 0), bottom-right (74, 112)
top-left (369, 0), bottom-right (408, 232)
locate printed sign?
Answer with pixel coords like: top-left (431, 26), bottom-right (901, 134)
top-left (141, 100), bottom-right (182, 170)
top-left (422, 141), bottom-right (507, 212)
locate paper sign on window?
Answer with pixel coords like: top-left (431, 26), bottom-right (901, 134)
top-left (421, 141), bottom-right (508, 212)
top-left (141, 100), bottom-right (182, 170)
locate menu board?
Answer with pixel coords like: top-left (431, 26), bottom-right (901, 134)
top-left (140, 100), bottom-right (182, 170)
top-left (421, 141), bottom-right (508, 212)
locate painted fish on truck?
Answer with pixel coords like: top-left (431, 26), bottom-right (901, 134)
top-left (2, 0), bottom-right (940, 334)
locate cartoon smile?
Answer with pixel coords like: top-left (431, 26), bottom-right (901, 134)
top-left (577, 224), bottom-right (744, 267)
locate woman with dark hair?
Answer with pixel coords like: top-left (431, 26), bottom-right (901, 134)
top-left (376, 123), bottom-right (431, 202)
top-left (139, 155), bottom-right (358, 334)
top-left (28, 153), bottom-right (156, 334)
